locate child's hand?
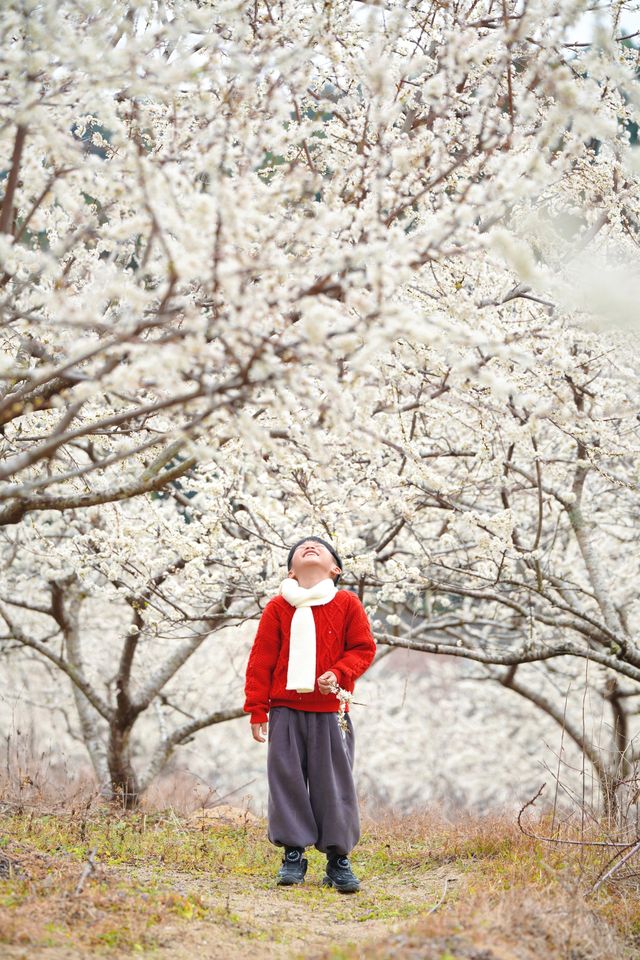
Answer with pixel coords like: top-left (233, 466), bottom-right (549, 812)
top-left (251, 722), bottom-right (268, 742)
top-left (318, 671), bottom-right (338, 695)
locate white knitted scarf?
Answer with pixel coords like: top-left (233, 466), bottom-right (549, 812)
top-left (280, 577), bottom-right (337, 692)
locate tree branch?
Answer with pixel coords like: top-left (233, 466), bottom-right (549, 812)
top-left (0, 125), bottom-right (27, 235)
top-left (0, 601), bottom-right (113, 720)
top-left (0, 453), bottom-right (197, 526)
top-left (139, 706), bottom-right (246, 792)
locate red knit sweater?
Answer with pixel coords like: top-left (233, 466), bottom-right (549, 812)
top-left (243, 589), bottom-right (377, 724)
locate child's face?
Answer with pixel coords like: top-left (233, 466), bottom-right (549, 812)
top-left (288, 540), bottom-right (341, 582)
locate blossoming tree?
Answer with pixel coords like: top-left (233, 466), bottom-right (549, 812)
top-left (2, 0), bottom-right (640, 808)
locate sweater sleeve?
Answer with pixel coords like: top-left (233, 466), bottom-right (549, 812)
top-left (329, 593), bottom-right (377, 687)
top-left (244, 598), bottom-right (281, 724)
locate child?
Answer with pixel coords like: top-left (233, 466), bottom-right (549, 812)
top-left (244, 536), bottom-right (377, 893)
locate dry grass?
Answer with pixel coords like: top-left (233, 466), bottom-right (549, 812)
top-left (0, 808), bottom-right (212, 951)
top-left (0, 769), bottom-right (639, 958)
top-left (319, 809), bottom-right (640, 960)
top-left (0, 745), bottom-right (246, 818)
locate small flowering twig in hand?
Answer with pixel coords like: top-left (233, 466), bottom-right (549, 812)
top-left (327, 680), bottom-right (365, 735)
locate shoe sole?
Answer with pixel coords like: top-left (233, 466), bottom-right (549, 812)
top-left (277, 868), bottom-right (307, 886)
top-left (321, 875), bottom-right (360, 893)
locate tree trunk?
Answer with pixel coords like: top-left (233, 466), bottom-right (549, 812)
top-left (602, 678), bottom-right (632, 827)
top-left (107, 723), bottom-right (140, 810)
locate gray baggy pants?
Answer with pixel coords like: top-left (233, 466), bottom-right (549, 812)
top-left (267, 706), bottom-right (360, 856)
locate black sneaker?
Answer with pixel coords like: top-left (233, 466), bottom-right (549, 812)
top-left (276, 847), bottom-right (308, 886)
top-left (322, 854), bottom-right (360, 893)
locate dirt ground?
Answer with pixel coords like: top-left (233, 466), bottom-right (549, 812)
top-left (0, 857), bottom-right (462, 960)
top-left (155, 866), bottom-right (459, 960)
top-left (2, 806), bottom-right (635, 960)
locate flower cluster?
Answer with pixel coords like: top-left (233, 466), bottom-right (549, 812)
top-left (327, 680), bottom-right (355, 736)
